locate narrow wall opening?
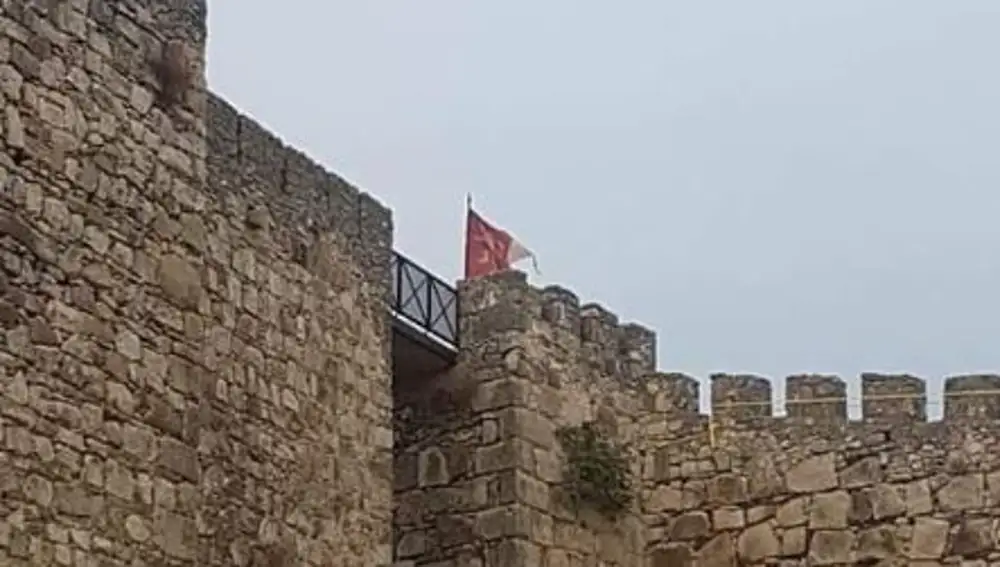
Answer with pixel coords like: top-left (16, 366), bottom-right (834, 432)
top-left (390, 323), bottom-right (470, 565)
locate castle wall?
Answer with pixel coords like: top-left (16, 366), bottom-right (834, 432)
top-left (7, 2), bottom-right (1000, 567)
top-left (393, 271), bottom-right (658, 567)
top-left (644, 373), bottom-right (1000, 566)
top-left (391, 359), bottom-right (500, 566)
top-left (411, 271), bottom-right (1000, 567)
top-left (392, 271), bottom-right (551, 567)
top-left (0, 2), bottom-right (393, 565)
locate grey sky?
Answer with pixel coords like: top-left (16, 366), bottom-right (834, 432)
top-left (206, 1), bottom-right (1000, 417)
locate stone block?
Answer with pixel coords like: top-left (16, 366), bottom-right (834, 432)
top-left (785, 453), bottom-right (837, 493)
top-left (839, 456), bottom-right (882, 488)
top-left (711, 507), bottom-right (744, 531)
top-left (910, 517), bottom-right (949, 559)
top-left (650, 544), bottom-right (693, 567)
top-left (646, 372), bottom-right (700, 414)
top-left (856, 525), bottom-right (898, 562)
top-left (868, 484), bottom-right (906, 520)
top-left (157, 438), bottom-right (199, 483)
top-left (646, 485), bottom-right (683, 513)
top-left (785, 374), bottom-right (847, 423)
top-left (944, 374), bottom-right (1000, 420)
top-left (707, 473), bottom-right (747, 505)
top-left (711, 374), bottom-right (771, 420)
top-left (775, 497), bottom-right (807, 527)
top-left (695, 533), bottom-right (735, 567)
top-left (780, 526), bottom-right (806, 556)
top-left (808, 530), bottom-right (854, 565)
top-left (937, 474), bottom-right (984, 512)
top-left (861, 373), bottom-right (926, 423)
top-left (736, 523), bottom-right (779, 563)
top-left (905, 479), bottom-right (933, 516)
top-left (540, 285), bottom-right (580, 332)
top-left (809, 491), bottom-right (849, 529)
top-left (670, 512), bottom-right (710, 540)
top-left (417, 447), bottom-right (449, 487)
top-left (950, 518), bottom-right (993, 557)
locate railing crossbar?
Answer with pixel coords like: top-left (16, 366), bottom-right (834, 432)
top-left (390, 251), bottom-right (459, 348)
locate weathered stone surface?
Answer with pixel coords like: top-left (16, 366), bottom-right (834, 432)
top-left (857, 525), bottom-right (897, 561)
top-left (671, 512), bottom-right (711, 540)
top-left (9, 5), bottom-right (1000, 567)
top-left (809, 530), bottom-right (854, 565)
top-left (0, 4), bottom-right (395, 567)
top-left (986, 470), bottom-right (1000, 507)
top-left (647, 485), bottom-right (683, 512)
top-left (809, 491), bottom-right (849, 529)
top-left (746, 504), bottom-right (773, 524)
top-left (745, 454), bottom-right (783, 499)
top-left (712, 507), bottom-right (744, 531)
top-left (157, 254), bottom-right (203, 309)
top-left (775, 496), bottom-right (807, 527)
top-left (125, 515), bottom-right (150, 543)
top-left (937, 474), bottom-right (984, 511)
top-left (905, 479), bottom-right (933, 516)
top-left (781, 526), bottom-right (806, 556)
top-left (650, 544), bottom-right (692, 567)
top-left (158, 438), bottom-right (200, 483)
top-left (638, 396), bottom-right (1000, 566)
top-left (696, 533), bottom-right (735, 567)
top-left (869, 484), bottom-right (906, 520)
top-left (950, 518), bottom-right (993, 556)
top-left (417, 447), bottom-right (449, 487)
top-left (737, 523), bottom-right (779, 562)
top-left (786, 454), bottom-right (837, 493)
top-left (707, 473), bottom-right (747, 505)
top-left (840, 456), bottom-right (882, 488)
top-left (910, 517), bottom-right (949, 559)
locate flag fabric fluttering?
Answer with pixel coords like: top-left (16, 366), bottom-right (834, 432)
top-left (463, 201), bottom-right (539, 280)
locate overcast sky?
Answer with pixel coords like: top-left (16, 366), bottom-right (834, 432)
top-left (206, 1), bottom-right (1000, 417)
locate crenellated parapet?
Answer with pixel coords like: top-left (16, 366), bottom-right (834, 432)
top-left (455, 273), bottom-right (658, 566)
top-left (459, 271), bottom-right (1000, 433)
top-left (645, 372), bottom-right (700, 414)
top-left (460, 271), bottom-right (658, 390)
top-left (861, 372), bottom-right (927, 423)
top-left (451, 263), bottom-right (1000, 566)
top-left (205, 94), bottom-right (393, 295)
top-left (542, 284), bottom-right (657, 381)
top-left (706, 372), bottom-right (1000, 427)
top-left (711, 373), bottom-right (772, 420)
top-left (644, 374), bottom-right (1000, 566)
top-left (786, 374), bottom-right (847, 424)
top-left (944, 374), bottom-right (1000, 420)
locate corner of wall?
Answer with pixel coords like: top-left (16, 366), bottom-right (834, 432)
top-left (453, 271), bottom-right (691, 567)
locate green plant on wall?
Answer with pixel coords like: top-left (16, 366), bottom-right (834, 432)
top-left (556, 421), bottom-right (633, 519)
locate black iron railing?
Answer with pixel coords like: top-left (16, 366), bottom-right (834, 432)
top-left (390, 252), bottom-right (458, 348)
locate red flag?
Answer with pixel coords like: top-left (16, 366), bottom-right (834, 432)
top-left (464, 207), bottom-right (538, 280)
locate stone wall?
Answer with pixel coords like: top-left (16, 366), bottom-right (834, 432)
top-left (644, 373), bottom-right (1000, 566)
top-left (9, 2), bottom-right (1000, 567)
top-left (393, 271), bottom-right (662, 567)
top-left (0, 1), bottom-right (393, 566)
top-left (395, 271), bottom-right (1000, 567)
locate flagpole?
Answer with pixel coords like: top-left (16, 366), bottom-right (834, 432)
top-left (462, 193), bottom-right (472, 280)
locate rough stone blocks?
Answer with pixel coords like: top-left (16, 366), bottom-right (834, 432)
top-left (0, 1), bottom-right (393, 565)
